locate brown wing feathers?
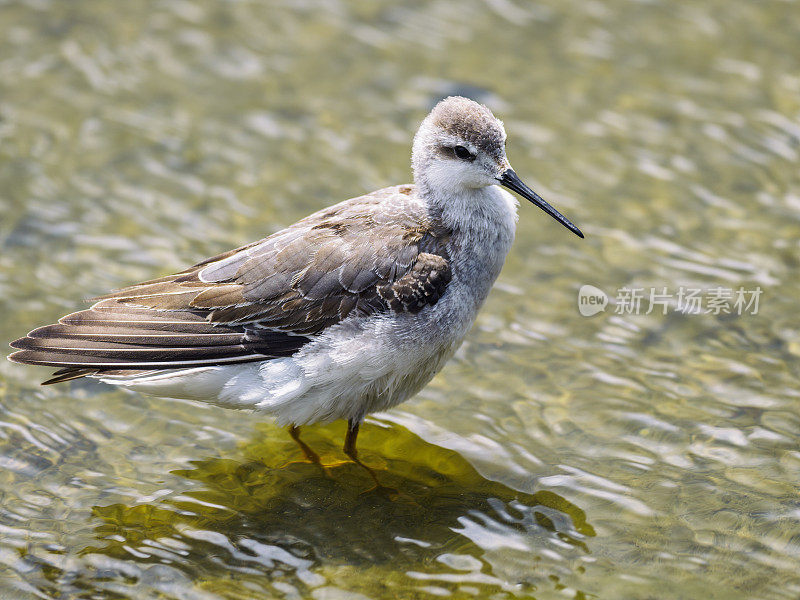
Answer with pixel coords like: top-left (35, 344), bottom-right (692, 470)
top-left (8, 186), bottom-right (452, 381)
top-left (378, 253), bottom-right (451, 314)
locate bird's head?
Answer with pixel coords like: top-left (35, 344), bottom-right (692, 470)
top-left (412, 96), bottom-right (583, 238)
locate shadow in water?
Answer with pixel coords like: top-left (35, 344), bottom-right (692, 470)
top-left (81, 421), bottom-right (595, 598)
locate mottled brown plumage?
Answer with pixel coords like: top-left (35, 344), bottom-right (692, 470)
top-left (9, 185), bottom-right (452, 380)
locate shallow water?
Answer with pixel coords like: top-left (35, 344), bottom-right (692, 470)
top-left (1, 0), bottom-right (799, 598)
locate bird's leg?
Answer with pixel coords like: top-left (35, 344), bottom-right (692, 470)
top-left (343, 420), bottom-right (373, 483)
top-left (342, 418), bottom-right (389, 492)
top-left (343, 419), bottom-right (360, 461)
top-left (342, 419), bottom-right (408, 501)
top-left (288, 424), bottom-right (322, 465)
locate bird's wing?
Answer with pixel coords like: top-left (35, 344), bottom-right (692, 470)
top-left (9, 186), bottom-right (452, 378)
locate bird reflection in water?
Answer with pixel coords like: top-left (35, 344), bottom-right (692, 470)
top-left (80, 421), bottom-right (595, 597)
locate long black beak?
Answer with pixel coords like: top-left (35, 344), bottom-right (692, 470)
top-left (498, 169), bottom-right (584, 238)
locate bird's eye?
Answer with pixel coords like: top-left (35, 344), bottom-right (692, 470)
top-left (453, 145), bottom-right (474, 160)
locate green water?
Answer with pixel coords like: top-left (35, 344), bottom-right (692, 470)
top-left (1, 0), bottom-right (799, 598)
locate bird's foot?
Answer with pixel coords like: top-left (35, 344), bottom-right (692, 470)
top-left (279, 425), bottom-right (324, 469)
top-left (341, 448), bottom-right (410, 501)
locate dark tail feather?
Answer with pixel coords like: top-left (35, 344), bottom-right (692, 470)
top-left (41, 368), bottom-right (98, 385)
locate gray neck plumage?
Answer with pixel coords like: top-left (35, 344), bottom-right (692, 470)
top-left (417, 172), bottom-right (518, 237)
top-left (418, 181), bottom-right (518, 311)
